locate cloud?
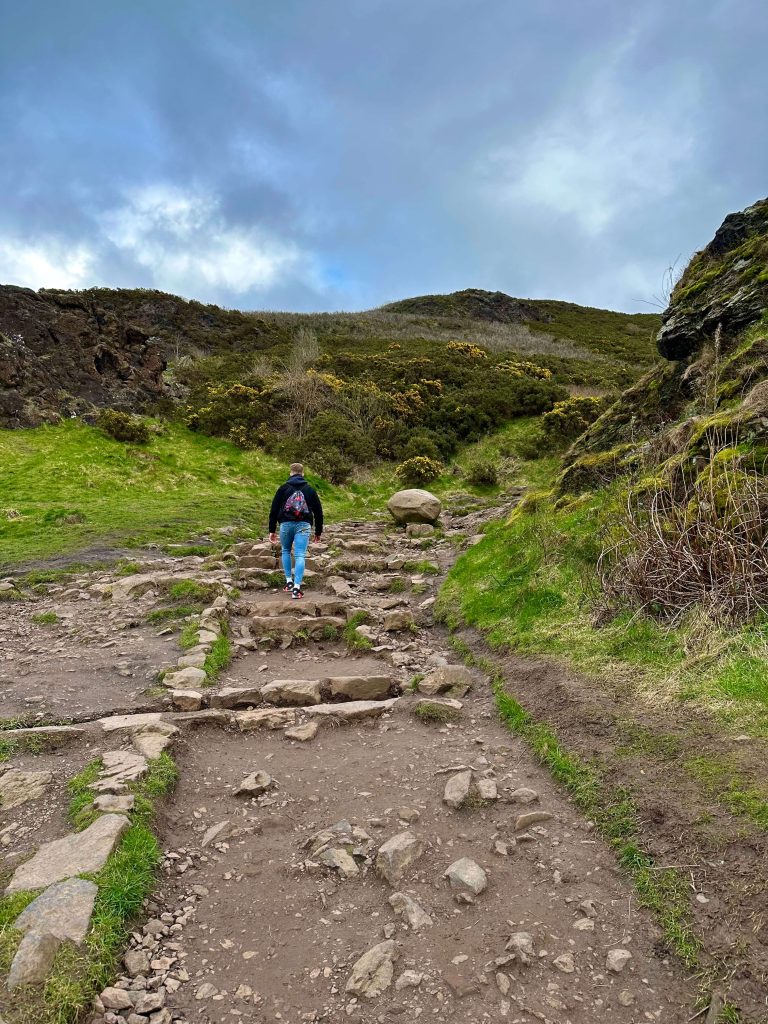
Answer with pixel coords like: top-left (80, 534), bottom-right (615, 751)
top-left (0, 236), bottom-right (95, 290)
top-left (481, 61), bottom-right (701, 235)
top-left (103, 184), bottom-right (308, 296)
top-left (0, 183), bottom-right (322, 303)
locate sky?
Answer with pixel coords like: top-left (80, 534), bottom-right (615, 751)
top-left (1, 0), bottom-right (767, 314)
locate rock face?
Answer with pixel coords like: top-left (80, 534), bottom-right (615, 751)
top-left (6, 813), bottom-right (130, 892)
top-left (657, 198), bottom-right (768, 361)
top-left (0, 285), bottom-right (169, 427)
top-left (386, 489), bottom-right (442, 525)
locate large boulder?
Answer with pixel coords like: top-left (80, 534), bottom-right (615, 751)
top-left (387, 489), bottom-right (442, 525)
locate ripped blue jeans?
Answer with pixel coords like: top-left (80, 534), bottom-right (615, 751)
top-left (279, 521), bottom-right (312, 587)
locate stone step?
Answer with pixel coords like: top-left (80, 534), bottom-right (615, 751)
top-left (239, 554), bottom-right (325, 571)
top-left (234, 696), bottom-right (399, 731)
top-left (248, 614), bottom-right (345, 639)
top-left (246, 594), bottom-right (347, 618)
top-left (209, 673), bottom-right (393, 710)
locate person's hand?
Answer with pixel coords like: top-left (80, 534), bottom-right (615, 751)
top-left (269, 533), bottom-right (278, 545)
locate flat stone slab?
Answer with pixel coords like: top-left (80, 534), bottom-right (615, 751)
top-left (165, 666), bottom-right (207, 689)
top-left (306, 698), bottom-right (399, 722)
top-left (249, 614), bottom-right (345, 637)
top-left (99, 712), bottom-right (164, 733)
top-left (15, 877), bottom-right (98, 943)
top-left (7, 930), bottom-right (60, 990)
top-left (131, 722), bottom-right (178, 758)
top-left (0, 725), bottom-right (86, 745)
top-left (235, 708), bottom-right (297, 731)
top-left (248, 595), bottom-right (347, 618)
top-left (261, 678), bottom-right (322, 706)
top-left (0, 768), bottom-right (54, 809)
top-left (209, 686), bottom-right (263, 709)
top-left (6, 814), bottom-right (130, 893)
top-left (328, 675), bottom-right (392, 701)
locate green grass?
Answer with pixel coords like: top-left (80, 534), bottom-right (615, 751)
top-left (31, 612), bottom-right (58, 625)
top-left (146, 604), bottom-right (198, 624)
top-left (67, 760), bottom-right (104, 831)
top-left (178, 621), bottom-right (201, 650)
top-left (684, 755), bottom-right (768, 830)
top-left (0, 416), bottom-right (562, 572)
top-left (203, 632), bottom-right (231, 685)
top-left (343, 611), bottom-right (373, 651)
top-left (438, 484), bottom-right (768, 737)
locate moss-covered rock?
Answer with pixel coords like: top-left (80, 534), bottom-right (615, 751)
top-left (657, 197), bottom-right (768, 360)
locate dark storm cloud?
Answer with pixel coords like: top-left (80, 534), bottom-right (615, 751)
top-left (1, 0), bottom-right (767, 310)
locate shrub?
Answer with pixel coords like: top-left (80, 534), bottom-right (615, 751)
top-left (303, 410), bottom-right (376, 465)
top-left (541, 396), bottom-right (609, 444)
top-left (464, 457), bottom-right (499, 487)
top-left (402, 431), bottom-right (442, 462)
top-left (309, 445), bottom-right (353, 484)
top-left (396, 456), bottom-right (444, 486)
top-left (97, 409), bottom-right (151, 444)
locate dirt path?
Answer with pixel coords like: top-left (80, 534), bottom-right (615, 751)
top-left (0, 507), bottom-right (701, 1023)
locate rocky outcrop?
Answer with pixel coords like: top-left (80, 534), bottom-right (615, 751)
top-left (0, 286), bottom-right (168, 426)
top-left (657, 197), bottom-right (768, 361)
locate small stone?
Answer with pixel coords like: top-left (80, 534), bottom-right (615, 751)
top-left (165, 666), bottom-right (207, 689)
top-left (93, 793), bottom-right (135, 814)
top-left (444, 857), bottom-right (487, 897)
top-left (495, 972), bottom-right (510, 996)
top-left (573, 918), bottom-right (594, 931)
top-left (234, 770), bottom-right (273, 796)
top-left (395, 970), bottom-right (422, 990)
top-left (388, 892), bottom-right (432, 931)
top-left (606, 948), bottom-right (632, 973)
top-left (578, 898), bottom-right (598, 919)
top-left (101, 986), bottom-right (134, 1010)
top-left (133, 991), bottom-right (165, 1014)
top-left (345, 940), bottom-right (398, 999)
top-left (443, 770), bottom-right (472, 810)
top-left (195, 982), bottom-right (219, 999)
top-left (319, 847), bottom-right (360, 878)
top-left (170, 689), bottom-right (203, 711)
top-left (201, 821), bottom-right (234, 848)
top-left (514, 810), bottom-right (553, 831)
top-left (7, 931), bottom-right (61, 989)
top-left (508, 787), bottom-right (539, 804)
top-left (284, 721), bottom-right (319, 742)
top-left (553, 952), bottom-right (575, 973)
top-left (476, 778), bottom-right (498, 801)
top-left (376, 832), bottom-right (424, 886)
top-left (124, 949), bottom-right (151, 976)
top-left (618, 989), bottom-right (635, 1006)
top-left (506, 932), bottom-right (535, 964)
top-left (443, 968), bottom-right (480, 998)
top-left (397, 807), bottom-right (420, 823)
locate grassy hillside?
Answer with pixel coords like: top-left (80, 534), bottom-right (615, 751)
top-left (0, 416), bottom-right (551, 569)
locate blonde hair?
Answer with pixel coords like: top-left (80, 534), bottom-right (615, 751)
top-left (290, 462), bottom-right (304, 475)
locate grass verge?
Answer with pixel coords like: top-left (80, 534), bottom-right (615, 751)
top-left (0, 753), bottom-right (178, 1023)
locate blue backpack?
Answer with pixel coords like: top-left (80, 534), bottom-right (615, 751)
top-left (283, 485), bottom-right (310, 518)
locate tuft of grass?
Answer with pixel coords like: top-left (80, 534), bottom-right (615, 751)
top-left (68, 759), bottom-right (104, 831)
top-left (167, 579), bottom-right (216, 603)
top-left (684, 755), bottom-right (768, 830)
top-left (203, 631), bottom-right (231, 685)
top-left (404, 559), bottom-right (440, 575)
top-left (146, 604), bottom-right (198, 624)
top-left (388, 577), bottom-right (407, 594)
top-left (320, 624), bottom-right (339, 641)
top-left (178, 622), bottom-right (200, 650)
top-left (31, 611), bottom-right (59, 625)
top-left (343, 611), bottom-right (373, 651)
top-left (413, 701), bottom-right (462, 724)
top-left (115, 560), bottom-right (142, 577)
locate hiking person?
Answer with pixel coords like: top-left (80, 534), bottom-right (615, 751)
top-left (268, 462), bottom-right (323, 600)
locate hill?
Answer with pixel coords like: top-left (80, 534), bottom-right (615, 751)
top-left (0, 285), bottom-right (659, 428)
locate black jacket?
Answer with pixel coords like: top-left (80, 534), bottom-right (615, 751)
top-left (269, 475), bottom-right (324, 536)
